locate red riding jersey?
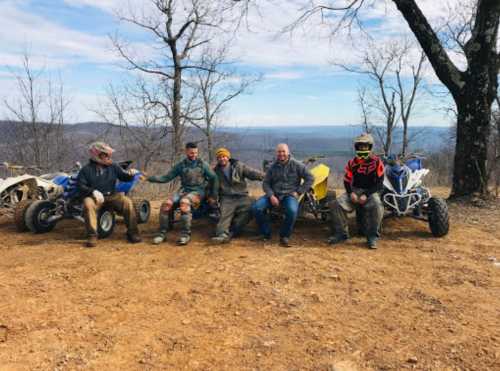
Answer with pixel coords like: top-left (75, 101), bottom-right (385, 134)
top-left (343, 155), bottom-right (385, 195)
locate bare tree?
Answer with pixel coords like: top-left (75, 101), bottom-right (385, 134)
top-left (97, 78), bottom-right (172, 171)
top-left (2, 51), bottom-right (72, 171)
top-left (341, 40), bottom-right (425, 155)
top-left (112, 0), bottom-right (232, 162)
top-left (394, 44), bottom-right (426, 156)
top-left (235, 0), bottom-right (500, 197)
top-left (188, 46), bottom-right (259, 162)
top-left (357, 86), bottom-right (372, 134)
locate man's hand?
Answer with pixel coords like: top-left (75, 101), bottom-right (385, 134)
top-left (359, 194), bottom-right (368, 205)
top-left (207, 197), bottom-right (217, 206)
top-left (92, 190), bottom-right (105, 205)
top-left (270, 194), bottom-right (280, 207)
top-left (350, 192), bottom-right (359, 204)
top-left (290, 191), bottom-right (299, 199)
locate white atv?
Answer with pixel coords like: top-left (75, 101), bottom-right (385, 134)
top-left (0, 163), bottom-right (63, 231)
top-left (381, 155), bottom-right (449, 237)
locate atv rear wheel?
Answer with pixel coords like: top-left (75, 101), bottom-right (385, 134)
top-left (133, 199), bottom-right (151, 224)
top-left (427, 197), bottom-right (449, 237)
top-left (97, 205), bottom-right (116, 239)
top-left (320, 190), bottom-right (336, 221)
top-left (25, 200), bottom-right (57, 233)
top-left (14, 200), bottom-right (33, 232)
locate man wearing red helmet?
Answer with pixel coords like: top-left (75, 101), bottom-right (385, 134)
top-left (328, 133), bottom-right (385, 249)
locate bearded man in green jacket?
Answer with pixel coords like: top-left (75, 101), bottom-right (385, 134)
top-left (147, 142), bottom-right (218, 246)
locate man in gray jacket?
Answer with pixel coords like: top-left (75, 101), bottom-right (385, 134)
top-left (211, 147), bottom-right (264, 244)
top-left (252, 143), bottom-right (314, 247)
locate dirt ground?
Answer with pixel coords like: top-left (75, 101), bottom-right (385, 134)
top-left (0, 188), bottom-right (499, 370)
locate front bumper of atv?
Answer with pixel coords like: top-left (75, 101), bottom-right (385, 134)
top-left (383, 192), bottom-right (422, 216)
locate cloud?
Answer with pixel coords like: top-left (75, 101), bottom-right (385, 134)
top-left (0, 0), bottom-right (118, 69)
top-left (265, 71), bottom-right (304, 80)
top-left (305, 95), bottom-right (321, 101)
top-left (63, 0), bottom-right (119, 13)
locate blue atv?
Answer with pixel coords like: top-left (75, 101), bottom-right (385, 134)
top-left (381, 155), bottom-right (449, 237)
top-left (22, 161), bottom-right (150, 238)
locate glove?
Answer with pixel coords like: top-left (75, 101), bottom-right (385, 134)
top-left (92, 190), bottom-right (105, 205)
top-left (128, 168), bottom-right (140, 176)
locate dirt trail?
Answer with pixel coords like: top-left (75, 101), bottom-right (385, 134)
top-left (0, 191), bottom-right (499, 370)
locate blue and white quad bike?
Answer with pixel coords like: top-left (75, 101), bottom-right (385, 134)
top-left (382, 155), bottom-right (449, 237)
top-left (18, 161), bottom-right (151, 238)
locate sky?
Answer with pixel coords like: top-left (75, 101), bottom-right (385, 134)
top-left (0, 0), bottom-right (462, 127)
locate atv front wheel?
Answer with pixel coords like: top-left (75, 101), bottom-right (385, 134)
top-left (133, 199), bottom-right (151, 224)
top-left (97, 205), bottom-right (116, 239)
top-left (14, 200), bottom-right (33, 232)
top-left (427, 197), bottom-right (449, 237)
top-left (25, 200), bottom-right (57, 233)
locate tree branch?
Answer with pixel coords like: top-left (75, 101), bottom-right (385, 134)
top-left (392, 0), bottom-right (464, 98)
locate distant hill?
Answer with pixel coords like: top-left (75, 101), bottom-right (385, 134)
top-left (0, 120), bottom-right (451, 172)
top-left (0, 120), bottom-right (450, 151)
top-left (220, 125), bottom-right (450, 152)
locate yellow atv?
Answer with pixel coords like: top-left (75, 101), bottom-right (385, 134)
top-left (298, 157), bottom-right (335, 221)
top-left (263, 156), bottom-right (335, 221)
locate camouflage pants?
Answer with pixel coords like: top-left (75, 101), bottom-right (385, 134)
top-left (83, 193), bottom-right (138, 237)
top-left (329, 190), bottom-right (384, 239)
top-left (215, 195), bottom-right (254, 237)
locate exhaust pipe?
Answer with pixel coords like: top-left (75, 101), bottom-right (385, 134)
top-left (72, 215), bottom-right (85, 223)
top-left (47, 215), bottom-right (63, 223)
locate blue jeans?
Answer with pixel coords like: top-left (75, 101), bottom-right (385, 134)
top-left (252, 195), bottom-right (299, 238)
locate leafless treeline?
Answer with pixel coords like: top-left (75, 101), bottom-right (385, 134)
top-left (2, 0), bottom-right (499, 194)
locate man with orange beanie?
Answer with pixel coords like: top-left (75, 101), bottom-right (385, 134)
top-left (211, 147), bottom-right (264, 244)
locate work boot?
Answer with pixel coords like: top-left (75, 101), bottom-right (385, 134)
top-left (211, 233), bottom-right (231, 244)
top-left (279, 237), bottom-right (292, 248)
top-left (177, 234), bottom-right (191, 246)
top-left (367, 237), bottom-right (378, 249)
top-left (127, 232), bottom-right (142, 244)
top-left (327, 234), bottom-right (349, 246)
top-left (85, 236), bottom-right (97, 248)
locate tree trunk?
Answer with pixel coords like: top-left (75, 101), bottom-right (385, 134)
top-left (385, 126), bottom-right (393, 155)
top-left (171, 65), bottom-right (183, 163)
top-left (450, 0), bottom-right (499, 197)
top-left (451, 85), bottom-right (494, 197)
top-left (207, 130), bottom-right (214, 164)
top-left (393, 0), bottom-right (499, 197)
